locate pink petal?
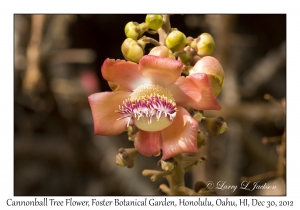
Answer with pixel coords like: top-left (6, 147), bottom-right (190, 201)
top-left (191, 56), bottom-right (224, 82)
top-left (138, 55), bottom-right (183, 87)
top-left (88, 91), bottom-right (131, 136)
top-left (101, 58), bottom-right (148, 91)
top-left (161, 106), bottom-right (198, 160)
top-left (134, 131), bottom-right (162, 157)
top-left (168, 73), bottom-right (221, 110)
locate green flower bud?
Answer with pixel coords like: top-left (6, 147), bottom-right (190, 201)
top-left (177, 51), bottom-right (191, 64)
top-left (137, 39), bottom-right (147, 49)
top-left (188, 33), bottom-right (215, 57)
top-left (177, 46), bottom-right (197, 65)
top-left (201, 117), bottom-right (228, 136)
top-left (166, 30), bottom-right (187, 52)
top-left (148, 46), bottom-right (175, 59)
top-left (189, 56), bottom-right (224, 96)
top-left (145, 14), bottom-right (163, 30)
top-left (196, 33), bottom-right (215, 57)
top-left (121, 38), bottom-right (144, 63)
top-left (124, 21), bottom-right (140, 39)
top-left (189, 39), bottom-right (197, 50)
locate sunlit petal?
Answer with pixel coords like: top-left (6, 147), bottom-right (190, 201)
top-left (161, 106), bottom-right (198, 160)
top-left (168, 73), bottom-right (221, 110)
top-left (134, 131), bottom-right (162, 157)
top-left (88, 91), bottom-right (131, 136)
top-left (139, 55), bottom-right (183, 87)
top-left (101, 58), bottom-right (148, 91)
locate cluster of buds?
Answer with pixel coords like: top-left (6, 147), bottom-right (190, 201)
top-left (116, 148), bottom-right (139, 168)
top-left (121, 15), bottom-right (224, 98)
top-left (122, 15), bottom-right (164, 63)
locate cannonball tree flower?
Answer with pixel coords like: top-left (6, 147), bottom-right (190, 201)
top-left (88, 55), bottom-right (221, 160)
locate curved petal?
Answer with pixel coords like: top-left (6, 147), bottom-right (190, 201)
top-left (161, 106), bottom-right (198, 160)
top-left (88, 91), bottom-right (131, 136)
top-left (138, 55), bottom-right (183, 87)
top-left (190, 56), bottom-right (224, 84)
top-left (168, 73), bottom-right (221, 110)
top-left (101, 58), bottom-right (148, 91)
top-left (134, 131), bottom-right (162, 157)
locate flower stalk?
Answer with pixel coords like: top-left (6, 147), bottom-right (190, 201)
top-left (143, 155), bottom-right (213, 195)
top-left (158, 15), bottom-right (171, 46)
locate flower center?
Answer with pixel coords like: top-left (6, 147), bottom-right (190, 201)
top-left (117, 84), bottom-right (177, 132)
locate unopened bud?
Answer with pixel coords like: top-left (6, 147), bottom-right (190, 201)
top-left (121, 38), bottom-right (144, 63)
top-left (158, 158), bottom-right (177, 171)
top-left (145, 14), bottom-right (163, 30)
top-left (148, 46), bottom-right (175, 59)
top-left (166, 30), bottom-right (186, 52)
top-left (124, 21), bottom-right (140, 39)
top-left (196, 33), bottom-right (215, 57)
top-left (116, 153), bottom-right (127, 167)
top-left (116, 148), bottom-right (139, 168)
top-left (201, 117), bottom-right (228, 136)
top-left (189, 56), bottom-right (224, 96)
top-left (137, 39), bottom-right (147, 49)
top-left (177, 46), bottom-right (197, 65)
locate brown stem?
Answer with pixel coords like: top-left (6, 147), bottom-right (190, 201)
top-left (159, 184), bottom-right (172, 195)
top-left (158, 14), bottom-right (171, 46)
top-left (168, 157), bottom-right (185, 187)
top-left (142, 169), bottom-right (172, 182)
top-left (264, 94), bottom-right (282, 106)
top-left (177, 186), bottom-right (200, 195)
top-left (262, 136), bottom-right (282, 144)
top-left (277, 128), bottom-right (286, 178)
top-left (147, 30), bottom-right (158, 35)
top-left (240, 171), bottom-right (277, 182)
top-left (143, 155), bottom-right (206, 195)
top-left (23, 14), bottom-right (45, 94)
top-left (179, 156), bottom-right (203, 162)
top-left (141, 36), bottom-right (161, 46)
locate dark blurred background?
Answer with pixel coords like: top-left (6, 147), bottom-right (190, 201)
top-left (14, 14), bottom-right (286, 196)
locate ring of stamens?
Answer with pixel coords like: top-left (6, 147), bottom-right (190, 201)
top-left (117, 84), bottom-right (177, 132)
